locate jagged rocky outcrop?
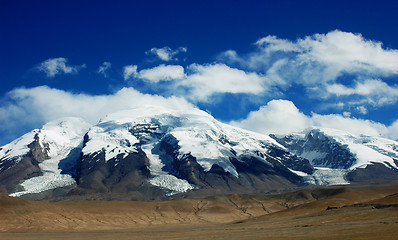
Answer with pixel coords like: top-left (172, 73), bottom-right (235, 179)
top-left (271, 129), bottom-right (357, 169)
top-left (272, 128), bottom-right (398, 184)
top-left (0, 131), bottom-right (44, 194)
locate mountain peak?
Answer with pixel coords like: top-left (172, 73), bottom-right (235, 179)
top-left (1, 108), bottom-right (398, 200)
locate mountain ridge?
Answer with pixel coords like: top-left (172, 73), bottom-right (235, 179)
top-left (1, 105), bottom-right (397, 200)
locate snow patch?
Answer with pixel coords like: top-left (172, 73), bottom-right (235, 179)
top-left (288, 168), bottom-right (309, 177)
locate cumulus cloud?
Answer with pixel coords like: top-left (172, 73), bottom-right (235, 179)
top-left (297, 31), bottom-right (398, 76)
top-left (386, 120), bottom-right (398, 140)
top-left (219, 30), bottom-right (398, 112)
top-left (310, 113), bottom-right (387, 137)
top-left (0, 86), bottom-right (194, 145)
top-left (97, 62), bottom-right (111, 77)
top-left (325, 79), bottom-right (398, 113)
top-left (123, 63), bottom-right (271, 102)
top-left (327, 79), bottom-right (398, 103)
top-left (146, 46), bottom-right (187, 61)
top-left (231, 99), bottom-right (395, 139)
top-left (137, 64), bottom-right (185, 82)
top-left (249, 30), bottom-right (398, 78)
top-left (230, 100), bottom-right (309, 135)
top-left (37, 57), bottom-right (86, 77)
top-left (123, 64), bottom-right (185, 82)
top-left (256, 35), bottom-right (301, 53)
top-left (222, 30), bottom-right (398, 83)
top-left (180, 63), bottom-right (267, 102)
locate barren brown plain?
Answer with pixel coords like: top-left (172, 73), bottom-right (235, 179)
top-left (1, 182), bottom-right (398, 239)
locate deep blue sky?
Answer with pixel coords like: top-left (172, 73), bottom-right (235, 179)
top-left (1, 0), bottom-right (398, 144)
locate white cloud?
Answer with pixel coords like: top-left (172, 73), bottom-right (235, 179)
top-left (97, 62), bottom-right (111, 77)
top-left (356, 106), bottom-right (368, 115)
top-left (123, 63), bottom-right (271, 102)
top-left (255, 31), bottom-right (398, 77)
top-left (37, 57), bottom-right (86, 77)
top-left (297, 31), bottom-right (398, 76)
top-left (218, 30), bottom-right (398, 112)
top-left (327, 79), bottom-right (398, 98)
top-left (386, 120), bottom-right (398, 140)
top-left (231, 99), bottom-right (395, 139)
top-left (0, 86), bottom-right (194, 144)
top-left (326, 79), bottom-right (398, 112)
top-left (123, 65), bottom-right (138, 80)
top-left (219, 50), bottom-right (239, 62)
top-left (230, 100), bottom-right (309, 135)
top-left (222, 30), bottom-right (398, 82)
top-left (343, 112), bottom-right (351, 117)
top-left (146, 46), bottom-right (187, 61)
top-left (310, 113), bottom-right (386, 137)
top-left (220, 30), bottom-right (398, 85)
top-left (181, 63), bottom-right (267, 102)
top-left (263, 59), bottom-right (290, 88)
top-left (137, 64), bottom-right (185, 82)
top-left (256, 35), bottom-right (301, 52)
top-left (1, 86), bottom-right (397, 146)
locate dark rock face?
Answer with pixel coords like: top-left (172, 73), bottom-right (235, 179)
top-left (266, 147), bottom-right (314, 174)
top-left (0, 133), bottom-right (48, 194)
top-left (28, 133), bottom-right (49, 163)
top-left (347, 163), bottom-right (398, 183)
top-left (76, 149), bottom-right (151, 194)
top-left (272, 130), bottom-right (357, 169)
top-left (0, 155), bottom-right (41, 194)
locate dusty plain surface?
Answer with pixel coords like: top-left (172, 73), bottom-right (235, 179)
top-left (1, 183), bottom-right (398, 239)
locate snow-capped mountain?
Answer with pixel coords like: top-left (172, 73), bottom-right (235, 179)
top-left (0, 118), bottom-right (91, 197)
top-left (1, 105), bottom-right (397, 200)
top-left (76, 106), bottom-right (310, 198)
top-left (271, 128), bottom-right (398, 185)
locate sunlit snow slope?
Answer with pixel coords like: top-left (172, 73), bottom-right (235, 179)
top-left (272, 128), bottom-right (398, 185)
top-left (0, 118), bottom-right (91, 197)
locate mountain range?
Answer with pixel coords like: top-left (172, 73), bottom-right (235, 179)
top-left (1, 105), bottom-right (397, 200)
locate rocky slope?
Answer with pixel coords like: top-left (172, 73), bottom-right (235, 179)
top-left (271, 128), bottom-right (398, 185)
